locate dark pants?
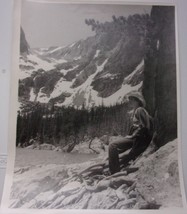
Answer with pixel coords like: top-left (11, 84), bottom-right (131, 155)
top-left (108, 137), bottom-right (134, 174)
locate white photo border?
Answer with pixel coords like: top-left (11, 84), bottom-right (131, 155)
top-left (1, 0), bottom-right (187, 213)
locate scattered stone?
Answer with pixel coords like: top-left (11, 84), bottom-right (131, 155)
top-left (12, 139), bottom-right (182, 209)
top-left (129, 190), bottom-right (138, 199)
top-left (60, 181), bottom-right (82, 193)
top-left (100, 135), bottom-right (109, 145)
top-left (26, 145), bottom-right (34, 149)
top-left (121, 198), bottom-right (137, 209)
top-left (87, 187), bottom-right (118, 209)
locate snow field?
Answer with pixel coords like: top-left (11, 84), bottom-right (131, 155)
top-left (24, 50), bottom-right (144, 108)
top-left (60, 59), bottom-right (143, 107)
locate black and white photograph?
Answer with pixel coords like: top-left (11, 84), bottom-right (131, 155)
top-left (2, 0), bottom-right (186, 211)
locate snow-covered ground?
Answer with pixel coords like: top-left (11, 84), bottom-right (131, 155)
top-left (52, 59), bottom-right (143, 108)
top-left (23, 50), bottom-right (144, 108)
top-left (20, 51), bottom-right (68, 80)
top-left (94, 50), bottom-right (100, 59)
top-left (49, 46), bottom-right (65, 54)
top-left (59, 65), bottom-right (78, 76)
top-left (123, 59), bottom-right (144, 83)
top-left (19, 38), bottom-right (145, 109)
top-left (20, 53), bottom-right (55, 80)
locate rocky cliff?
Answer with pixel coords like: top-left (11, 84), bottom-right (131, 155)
top-left (19, 14), bottom-right (149, 109)
top-left (20, 27), bottom-right (30, 54)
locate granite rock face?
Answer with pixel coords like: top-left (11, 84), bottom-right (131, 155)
top-left (20, 27), bottom-right (30, 54)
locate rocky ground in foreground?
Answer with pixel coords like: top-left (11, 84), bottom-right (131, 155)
top-left (10, 139), bottom-right (183, 209)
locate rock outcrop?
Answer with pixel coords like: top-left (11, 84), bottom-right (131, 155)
top-left (19, 14), bottom-right (149, 108)
top-left (20, 27), bottom-right (30, 54)
top-left (10, 139), bottom-right (182, 209)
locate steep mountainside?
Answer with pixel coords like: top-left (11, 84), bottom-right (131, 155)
top-left (20, 27), bottom-right (30, 54)
top-left (19, 14), bottom-right (149, 109)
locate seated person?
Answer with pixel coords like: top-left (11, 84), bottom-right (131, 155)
top-left (108, 95), bottom-right (153, 174)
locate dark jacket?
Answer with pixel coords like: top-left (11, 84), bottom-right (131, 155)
top-left (128, 124), bottom-right (153, 159)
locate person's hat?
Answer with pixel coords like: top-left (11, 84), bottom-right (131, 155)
top-left (128, 93), bottom-right (146, 107)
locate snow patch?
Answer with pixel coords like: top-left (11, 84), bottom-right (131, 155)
top-left (19, 53), bottom-right (56, 80)
top-left (55, 58), bottom-right (142, 108)
top-left (103, 82), bottom-right (143, 106)
top-left (41, 64), bottom-right (79, 102)
top-left (20, 57), bottom-right (35, 67)
top-left (74, 56), bottom-right (82, 60)
top-left (94, 50), bottom-right (100, 59)
top-left (50, 79), bottom-right (73, 99)
top-left (37, 88), bottom-right (50, 103)
top-left (40, 48), bottom-right (50, 51)
top-left (27, 54), bottom-right (54, 71)
top-left (29, 88), bottom-right (36, 102)
top-left (50, 58), bottom-right (67, 65)
top-left (60, 65), bottom-right (78, 75)
top-left (101, 73), bottom-right (117, 79)
top-left (124, 59), bottom-right (144, 82)
top-left (49, 46), bottom-right (65, 54)
top-left (19, 70), bottom-right (33, 80)
top-left (69, 42), bottom-right (76, 48)
top-left (23, 55), bottom-right (143, 107)
top-left (62, 59), bottom-right (108, 107)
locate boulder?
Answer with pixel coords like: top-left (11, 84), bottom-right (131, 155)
top-left (134, 139), bottom-right (182, 208)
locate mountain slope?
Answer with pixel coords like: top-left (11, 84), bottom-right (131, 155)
top-left (19, 14), bottom-right (149, 109)
top-left (20, 27), bottom-right (30, 54)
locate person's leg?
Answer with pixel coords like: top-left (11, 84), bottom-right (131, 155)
top-left (108, 138), bottom-right (134, 174)
top-left (119, 154), bottom-right (135, 168)
top-left (120, 144), bottom-right (149, 168)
